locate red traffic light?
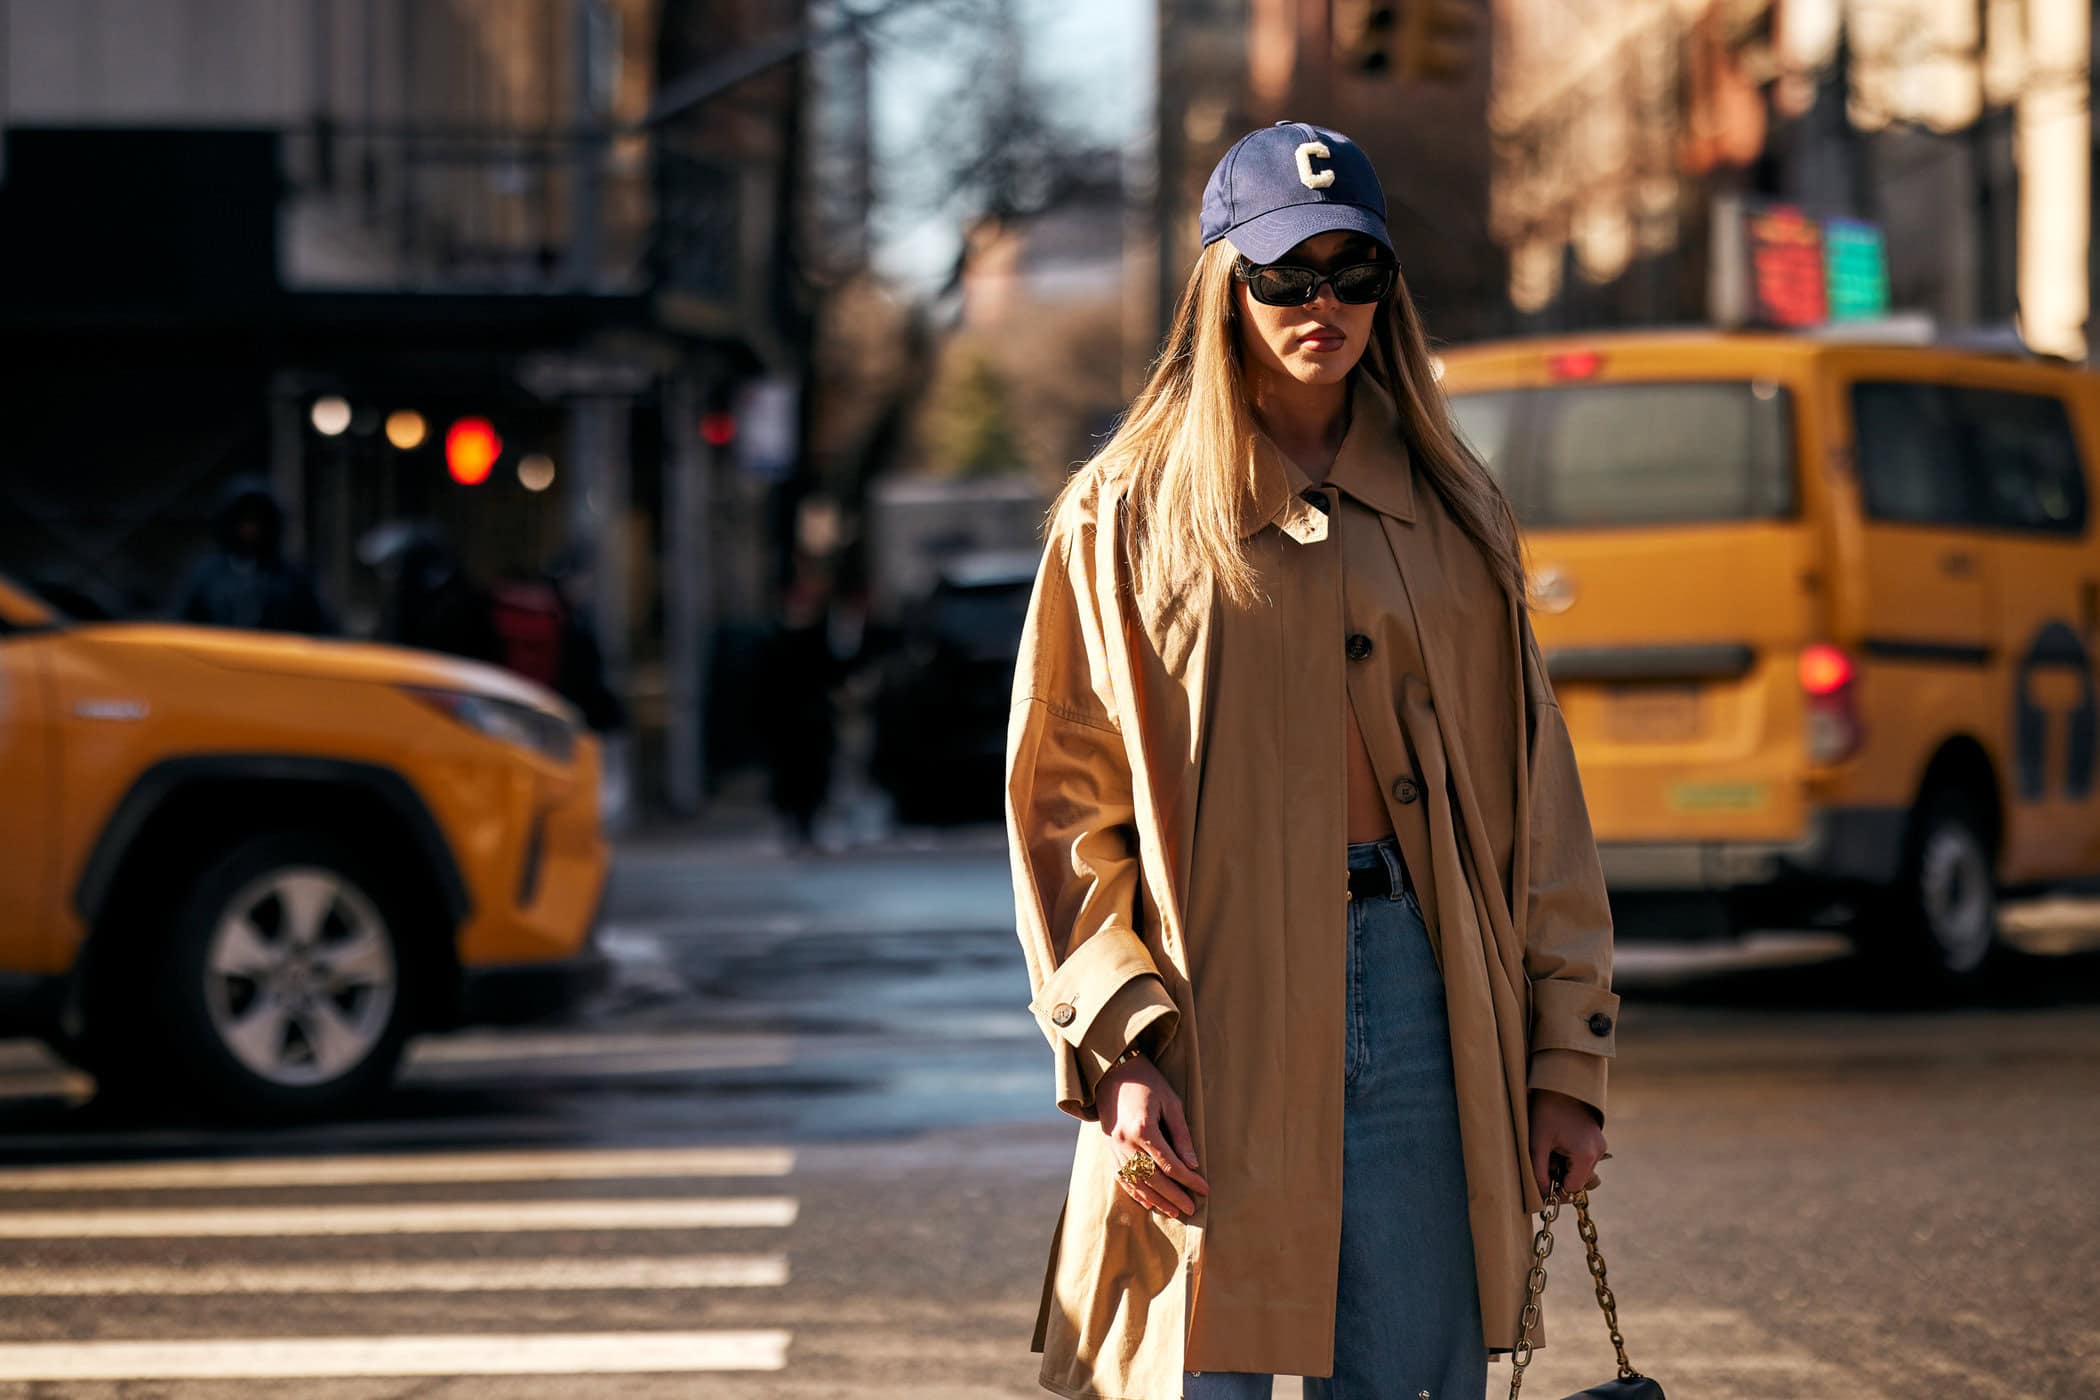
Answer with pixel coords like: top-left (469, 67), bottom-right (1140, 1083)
top-left (700, 411), bottom-right (737, 447)
top-left (445, 417), bottom-right (503, 485)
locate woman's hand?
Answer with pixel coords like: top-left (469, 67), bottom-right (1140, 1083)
top-left (1098, 1053), bottom-right (1210, 1220)
top-left (1528, 1087), bottom-right (1608, 1200)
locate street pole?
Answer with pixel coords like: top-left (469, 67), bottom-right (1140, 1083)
top-left (1153, 0), bottom-right (1180, 358)
top-left (326, 435), bottom-right (352, 629)
top-left (564, 0), bottom-right (610, 289)
top-left (1969, 0), bottom-right (1995, 325)
top-left (569, 395), bottom-right (632, 826)
top-left (1122, 0), bottom-right (1164, 398)
top-left (2090, 0), bottom-right (2099, 357)
top-left (663, 376), bottom-right (711, 814)
top-left (269, 376), bottom-right (306, 559)
top-left (1835, 12), bottom-right (1873, 223)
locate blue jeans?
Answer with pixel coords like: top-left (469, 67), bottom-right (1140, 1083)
top-left (1185, 836), bottom-right (1488, 1400)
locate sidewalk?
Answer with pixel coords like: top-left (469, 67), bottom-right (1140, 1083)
top-left (612, 768), bottom-right (1007, 864)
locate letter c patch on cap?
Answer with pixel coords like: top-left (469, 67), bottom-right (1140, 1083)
top-left (1295, 140), bottom-right (1335, 190)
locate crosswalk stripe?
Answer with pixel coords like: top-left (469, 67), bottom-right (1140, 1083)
top-left (407, 1031), bottom-right (792, 1065)
top-left (0, 1145), bottom-right (795, 1190)
top-left (0, 1113), bottom-right (620, 1156)
top-left (406, 1049), bottom-right (792, 1080)
top-left (0, 1254), bottom-right (790, 1295)
top-left (0, 1196), bottom-right (799, 1238)
top-left (0, 1331), bottom-right (793, 1379)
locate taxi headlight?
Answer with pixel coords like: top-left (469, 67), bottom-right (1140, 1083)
top-left (405, 687), bottom-right (577, 763)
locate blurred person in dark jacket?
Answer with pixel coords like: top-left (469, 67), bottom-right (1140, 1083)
top-left (363, 524), bottom-right (503, 665)
top-left (173, 478), bottom-right (335, 635)
top-left (491, 546), bottom-right (627, 734)
top-left (757, 571), bottom-right (845, 853)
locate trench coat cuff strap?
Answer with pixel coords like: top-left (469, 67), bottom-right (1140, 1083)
top-left (1528, 1048), bottom-right (1607, 1126)
top-left (1070, 977), bottom-right (1179, 1104)
top-left (1031, 925), bottom-right (1179, 1117)
top-left (1530, 977), bottom-right (1620, 1057)
top-left (1051, 1046), bottom-right (1098, 1121)
top-left (1031, 924), bottom-right (1167, 1047)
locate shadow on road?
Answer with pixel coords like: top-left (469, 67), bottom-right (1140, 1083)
top-left (1620, 931), bottom-right (2100, 1015)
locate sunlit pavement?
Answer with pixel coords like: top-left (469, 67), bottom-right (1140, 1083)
top-left (0, 831), bottom-right (2094, 1397)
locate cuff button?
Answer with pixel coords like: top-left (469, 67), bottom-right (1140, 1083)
top-left (1051, 1003), bottom-right (1077, 1027)
top-left (1587, 1012), bottom-right (1614, 1036)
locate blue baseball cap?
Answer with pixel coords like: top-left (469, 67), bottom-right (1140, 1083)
top-left (1200, 121), bottom-right (1392, 264)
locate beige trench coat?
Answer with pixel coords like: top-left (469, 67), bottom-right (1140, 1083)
top-left (1004, 382), bottom-right (1620, 1400)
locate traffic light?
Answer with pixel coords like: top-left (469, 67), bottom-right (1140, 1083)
top-left (1336, 0), bottom-right (1397, 74)
top-left (1397, 0), bottom-right (1475, 82)
top-left (445, 417), bottom-right (502, 486)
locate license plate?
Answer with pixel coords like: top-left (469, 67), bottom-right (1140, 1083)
top-left (1605, 685), bottom-right (1702, 741)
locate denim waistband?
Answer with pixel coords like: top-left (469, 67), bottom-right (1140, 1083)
top-left (1345, 833), bottom-right (1401, 869)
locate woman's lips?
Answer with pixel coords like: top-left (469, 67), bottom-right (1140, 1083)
top-left (1298, 331), bottom-right (1345, 351)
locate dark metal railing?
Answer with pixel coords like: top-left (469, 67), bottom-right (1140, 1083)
top-left (283, 121), bottom-right (743, 302)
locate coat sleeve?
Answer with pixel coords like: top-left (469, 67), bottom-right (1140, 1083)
top-left (1518, 606), bottom-right (1620, 1125)
top-left (1004, 507), bottom-right (1180, 1123)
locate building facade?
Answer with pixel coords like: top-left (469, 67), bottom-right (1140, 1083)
top-left (1488, 0), bottom-right (2092, 357)
top-left (0, 0), bottom-right (820, 812)
top-left (1145, 0), bottom-right (1510, 362)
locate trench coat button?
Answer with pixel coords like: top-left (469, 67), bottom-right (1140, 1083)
top-left (1392, 775), bottom-right (1420, 804)
top-left (1051, 1003), bottom-right (1076, 1027)
top-left (1588, 1012), bottom-right (1614, 1036)
top-left (1345, 632), bottom-right (1373, 661)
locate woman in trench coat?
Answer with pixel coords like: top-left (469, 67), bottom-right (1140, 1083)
top-left (1003, 123), bottom-right (1620, 1400)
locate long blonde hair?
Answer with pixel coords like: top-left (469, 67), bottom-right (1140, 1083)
top-left (1056, 240), bottom-right (1524, 614)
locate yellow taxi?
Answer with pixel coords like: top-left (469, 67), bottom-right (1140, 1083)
top-left (1441, 330), bottom-right (2100, 983)
top-left (0, 573), bottom-right (610, 1115)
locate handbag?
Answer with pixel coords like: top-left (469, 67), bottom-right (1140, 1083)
top-left (1506, 1168), bottom-right (1666, 1400)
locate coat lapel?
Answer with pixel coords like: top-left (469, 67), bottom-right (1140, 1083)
top-left (1376, 495), bottom-right (1534, 1005)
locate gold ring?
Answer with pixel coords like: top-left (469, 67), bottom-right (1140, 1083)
top-left (1117, 1151), bottom-right (1157, 1187)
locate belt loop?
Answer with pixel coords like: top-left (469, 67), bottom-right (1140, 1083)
top-left (1379, 839), bottom-right (1406, 896)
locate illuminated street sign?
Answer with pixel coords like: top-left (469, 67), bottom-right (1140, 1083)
top-left (1710, 196), bottom-right (1891, 329)
top-left (1746, 203), bottom-right (1827, 328)
top-left (1824, 217), bottom-right (1891, 321)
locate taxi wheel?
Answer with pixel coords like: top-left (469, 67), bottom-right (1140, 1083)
top-left (150, 832), bottom-right (415, 1118)
top-left (1882, 789), bottom-right (2000, 986)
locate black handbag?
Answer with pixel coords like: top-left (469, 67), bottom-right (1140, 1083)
top-left (1506, 1169), bottom-right (1665, 1400)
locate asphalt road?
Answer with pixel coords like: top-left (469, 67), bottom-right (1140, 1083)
top-left (1, 828), bottom-right (2096, 1398)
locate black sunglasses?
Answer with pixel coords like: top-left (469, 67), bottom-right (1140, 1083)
top-left (1234, 257), bottom-right (1396, 307)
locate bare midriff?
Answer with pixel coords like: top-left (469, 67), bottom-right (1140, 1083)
top-left (1343, 694), bottom-right (1396, 843)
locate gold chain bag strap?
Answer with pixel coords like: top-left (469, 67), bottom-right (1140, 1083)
top-left (1506, 1167), bottom-right (1665, 1400)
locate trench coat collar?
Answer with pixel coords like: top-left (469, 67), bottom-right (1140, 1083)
top-left (1238, 373), bottom-right (1418, 539)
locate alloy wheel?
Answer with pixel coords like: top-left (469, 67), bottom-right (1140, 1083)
top-left (202, 867), bottom-right (398, 1086)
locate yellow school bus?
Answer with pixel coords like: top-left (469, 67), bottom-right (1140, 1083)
top-left (1441, 330), bottom-right (2100, 984)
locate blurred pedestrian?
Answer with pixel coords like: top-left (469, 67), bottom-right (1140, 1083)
top-left (173, 478), bottom-right (335, 635)
top-left (756, 570), bottom-right (844, 853)
top-left (1005, 124), bottom-right (1617, 1400)
top-left (362, 524), bottom-right (502, 665)
top-left (490, 547), bottom-right (628, 734)
top-left (546, 546), bottom-right (628, 735)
